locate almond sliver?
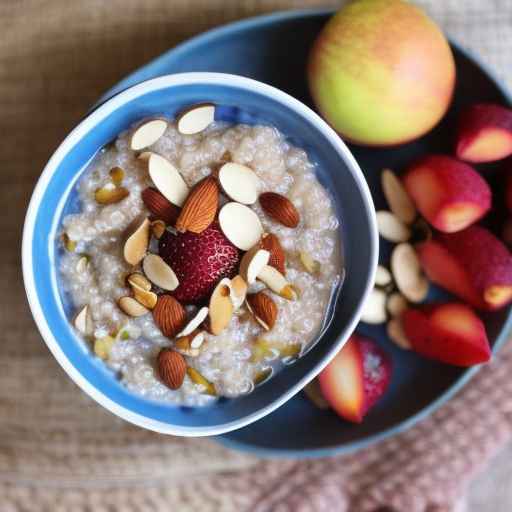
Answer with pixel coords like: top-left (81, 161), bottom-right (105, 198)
top-left (218, 162), bottom-right (259, 205)
top-left (239, 246), bottom-right (270, 284)
top-left (130, 119), bottom-right (168, 150)
top-left (177, 104), bottom-right (215, 135)
top-left (148, 153), bottom-right (189, 207)
top-left (177, 307), bottom-right (209, 337)
top-left (142, 254), bottom-right (179, 291)
top-left (218, 202), bottom-right (263, 251)
top-left (391, 243), bottom-right (429, 303)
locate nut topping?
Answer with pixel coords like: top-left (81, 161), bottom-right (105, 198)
top-left (123, 218), bottom-right (150, 266)
top-left (259, 192), bottom-right (300, 228)
top-left (208, 279), bottom-right (234, 335)
top-left (153, 295), bottom-right (187, 338)
top-left (218, 202), bottom-right (263, 251)
top-left (147, 153), bottom-right (189, 207)
top-left (95, 186), bottom-right (129, 205)
top-left (239, 246), bottom-right (270, 285)
top-left (176, 103), bottom-right (215, 135)
top-left (218, 162), bottom-right (259, 204)
top-left (118, 296), bottom-right (150, 317)
top-left (142, 254), bottom-right (179, 291)
top-left (130, 119), bottom-right (168, 151)
top-left (257, 265), bottom-right (296, 300)
top-left (157, 348), bottom-right (187, 390)
top-left (141, 187), bottom-right (180, 225)
top-left (246, 291), bottom-right (278, 330)
top-left (177, 306), bottom-right (209, 337)
top-left (175, 176), bottom-right (219, 234)
top-left (260, 233), bottom-right (286, 275)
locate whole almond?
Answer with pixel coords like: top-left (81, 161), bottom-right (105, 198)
top-left (175, 177), bottom-right (219, 233)
top-left (141, 187), bottom-right (180, 225)
top-left (260, 233), bottom-right (286, 275)
top-left (153, 295), bottom-right (187, 338)
top-left (259, 192), bottom-right (300, 228)
top-left (246, 291), bottom-right (278, 330)
top-left (157, 349), bottom-right (187, 389)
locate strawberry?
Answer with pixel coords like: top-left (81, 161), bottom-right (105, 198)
top-left (319, 334), bottom-right (392, 423)
top-left (158, 222), bottom-right (240, 304)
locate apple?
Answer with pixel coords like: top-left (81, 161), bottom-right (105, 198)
top-left (308, 0), bottom-right (456, 146)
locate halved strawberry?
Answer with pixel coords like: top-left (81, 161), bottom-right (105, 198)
top-left (318, 334), bottom-right (392, 423)
top-left (159, 222), bottom-right (240, 304)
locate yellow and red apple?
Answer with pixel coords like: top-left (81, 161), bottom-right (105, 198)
top-left (308, 0), bottom-right (456, 146)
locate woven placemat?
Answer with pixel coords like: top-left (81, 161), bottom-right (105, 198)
top-left (2, 1), bottom-right (512, 511)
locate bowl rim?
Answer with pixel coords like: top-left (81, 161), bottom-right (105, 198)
top-left (22, 72), bottom-right (378, 436)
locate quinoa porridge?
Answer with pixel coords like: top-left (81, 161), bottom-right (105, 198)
top-left (60, 105), bottom-right (342, 406)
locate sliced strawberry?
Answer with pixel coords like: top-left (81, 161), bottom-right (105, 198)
top-left (159, 222), bottom-right (240, 304)
top-left (401, 302), bottom-right (491, 367)
top-left (318, 334), bottom-right (392, 423)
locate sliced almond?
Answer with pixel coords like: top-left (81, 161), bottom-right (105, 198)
top-left (142, 254), bottom-right (179, 291)
top-left (73, 305), bottom-right (94, 336)
top-left (381, 168), bottom-right (417, 225)
top-left (239, 246), bottom-right (270, 284)
top-left (177, 306), bottom-right (209, 337)
top-left (186, 367), bottom-right (216, 395)
top-left (360, 288), bottom-right (387, 324)
top-left (391, 243), bottom-right (429, 303)
top-left (229, 275), bottom-right (248, 310)
top-left (253, 367), bottom-right (273, 386)
top-left (62, 233), bottom-right (77, 252)
top-left (94, 186), bottom-right (129, 205)
top-left (151, 220), bottom-right (167, 239)
top-left (218, 202), bottom-right (263, 250)
top-left (377, 211), bottom-right (411, 243)
top-left (375, 265), bottom-right (392, 287)
top-left (303, 379), bottom-right (330, 410)
top-left (299, 251), bottom-right (320, 274)
top-left (177, 103), bottom-right (215, 135)
top-left (387, 292), bottom-right (408, 317)
top-left (94, 336), bottom-right (116, 360)
top-left (208, 279), bottom-right (234, 335)
top-left (132, 286), bottom-right (158, 310)
top-left (130, 119), bottom-right (168, 151)
top-left (76, 255), bottom-right (89, 273)
top-left (218, 162), bottom-right (259, 204)
top-left (387, 317), bottom-right (411, 350)
top-left (175, 330), bottom-right (205, 357)
top-left (109, 166), bottom-right (124, 186)
top-left (123, 218), bottom-right (150, 265)
top-left (246, 291), bottom-right (277, 330)
top-left (147, 153), bottom-right (189, 207)
top-left (257, 265), bottom-right (296, 300)
top-left (118, 296), bottom-right (149, 317)
top-left (260, 233), bottom-right (286, 275)
top-left (127, 273), bottom-right (152, 291)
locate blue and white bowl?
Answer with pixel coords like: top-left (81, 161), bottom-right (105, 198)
top-left (22, 72), bottom-right (378, 436)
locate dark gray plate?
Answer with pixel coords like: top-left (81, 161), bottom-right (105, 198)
top-left (98, 9), bottom-right (512, 458)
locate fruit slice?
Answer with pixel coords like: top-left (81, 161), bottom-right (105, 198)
top-left (417, 226), bottom-right (512, 311)
top-left (403, 155), bottom-right (491, 233)
top-left (456, 103), bottom-right (512, 163)
top-left (318, 335), bottom-right (391, 423)
top-left (401, 302), bottom-right (491, 366)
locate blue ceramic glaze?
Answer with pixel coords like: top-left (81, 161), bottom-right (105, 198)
top-left (22, 73), bottom-right (377, 436)
top-left (93, 9), bottom-right (512, 456)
